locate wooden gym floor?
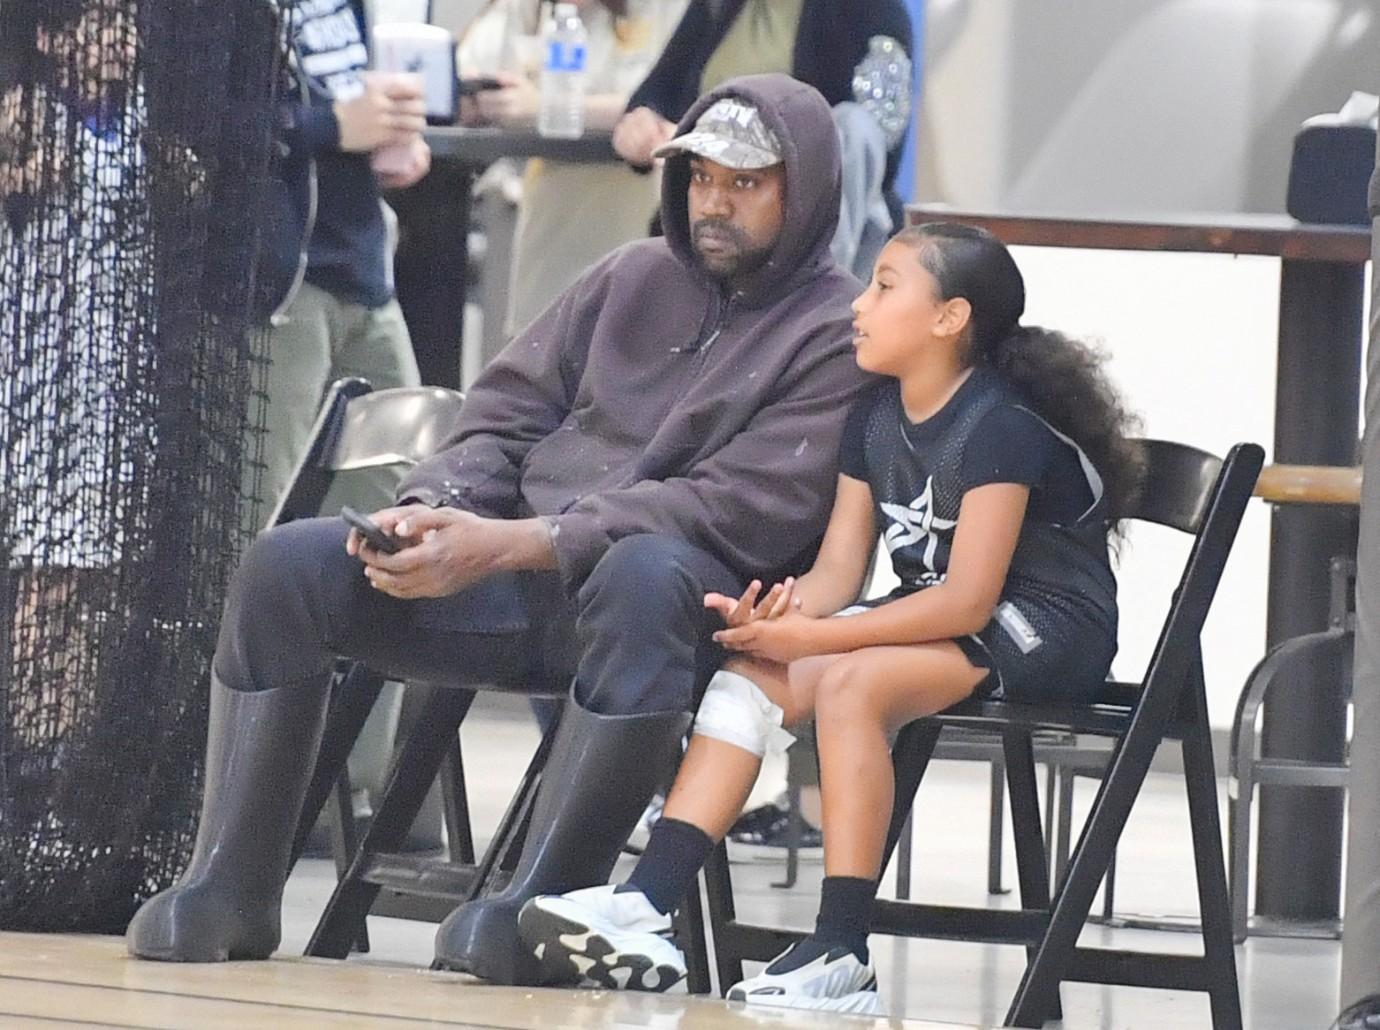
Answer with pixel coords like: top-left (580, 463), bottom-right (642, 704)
top-left (0, 933), bottom-right (975, 1029)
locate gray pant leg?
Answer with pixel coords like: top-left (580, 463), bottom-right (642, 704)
top-left (214, 517), bottom-right (569, 694)
top-left (830, 101), bottom-right (893, 280)
top-left (574, 534), bottom-right (744, 716)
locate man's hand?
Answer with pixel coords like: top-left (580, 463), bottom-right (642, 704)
top-left (713, 612), bottom-right (820, 664)
top-left (372, 135), bottom-right (431, 190)
top-left (705, 577), bottom-right (798, 628)
top-left (473, 71), bottom-right (539, 127)
top-left (335, 72), bottom-right (427, 153)
top-left (347, 506), bottom-right (555, 599)
top-left (612, 106), bottom-right (675, 167)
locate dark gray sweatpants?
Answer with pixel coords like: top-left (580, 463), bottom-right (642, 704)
top-left (213, 518), bottom-right (742, 716)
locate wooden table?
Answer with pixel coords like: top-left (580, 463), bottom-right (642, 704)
top-left (390, 128), bottom-right (618, 389)
top-left (908, 207), bottom-right (1372, 927)
top-left (423, 125), bottom-right (616, 165)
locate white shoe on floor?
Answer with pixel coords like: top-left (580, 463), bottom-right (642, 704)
top-left (518, 884), bottom-right (687, 992)
top-left (726, 938), bottom-right (882, 1015)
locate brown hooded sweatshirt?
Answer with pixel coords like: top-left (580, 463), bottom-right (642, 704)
top-left (397, 74), bottom-right (872, 589)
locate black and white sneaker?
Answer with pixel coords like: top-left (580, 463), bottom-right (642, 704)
top-left (726, 937), bottom-right (882, 1014)
top-left (518, 885), bottom-right (687, 992)
top-left (726, 797), bottom-right (823, 864)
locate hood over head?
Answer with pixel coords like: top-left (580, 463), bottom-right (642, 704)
top-left (659, 73), bottom-right (844, 304)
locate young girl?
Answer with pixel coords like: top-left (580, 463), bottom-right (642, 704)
top-left (515, 223), bottom-right (1142, 1012)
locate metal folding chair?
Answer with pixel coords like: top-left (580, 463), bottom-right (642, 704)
top-left (700, 438), bottom-right (1263, 1028)
top-left (269, 378), bottom-right (563, 957)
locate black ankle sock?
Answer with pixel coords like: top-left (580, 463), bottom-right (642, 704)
top-left (813, 876), bottom-right (877, 962)
top-left (623, 817), bottom-right (714, 915)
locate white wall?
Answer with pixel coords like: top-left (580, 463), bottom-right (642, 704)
top-left (917, 0), bottom-right (1378, 214)
top-left (1021, 247), bottom-right (1277, 729)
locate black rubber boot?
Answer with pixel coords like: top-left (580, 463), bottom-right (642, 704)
top-left (433, 698), bottom-right (691, 985)
top-left (126, 674), bottom-right (330, 961)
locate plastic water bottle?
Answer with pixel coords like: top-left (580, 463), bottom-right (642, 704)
top-left (538, 2), bottom-right (588, 139)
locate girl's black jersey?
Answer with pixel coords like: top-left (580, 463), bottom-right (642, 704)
top-left (839, 368), bottom-right (1118, 702)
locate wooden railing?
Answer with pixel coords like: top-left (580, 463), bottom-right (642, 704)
top-left (1254, 464), bottom-right (1363, 506)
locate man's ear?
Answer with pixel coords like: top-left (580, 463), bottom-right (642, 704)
top-left (937, 296), bottom-right (972, 341)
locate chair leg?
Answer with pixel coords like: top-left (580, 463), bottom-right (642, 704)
top-left (703, 842), bottom-right (743, 994)
top-left (1181, 676), bottom-right (1244, 1030)
top-left (440, 736), bottom-right (475, 865)
top-left (1003, 729), bottom-right (1060, 1024)
top-left (896, 811), bottom-right (914, 900)
top-left (1043, 760), bottom-right (1058, 859)
top-left (1005, 663), bottom-right (1183, 1028)
top-left (329, 765), bottom-right (370, 954)
top-left (1102, 848), bottom-right (1117, 924)
top-left (675, 875), bottom-right (713, 995)
top-left (988, 755), bottom-right (1007, 896)
top-left (1054, 766), bottom-right (1075, 887)
top-left (289, 664), bottom-right (385, 871)
top-left (1229, 739), bottom-right (1255, 944)
top-left (329, 769), bottom-right (355, 879)
top-left (471, 717), bottom-right (561, 898)
top-left (881, 721), bottom-right (943, 869)
top-left (773, 779), bottom-right (802, 890)
top-left (306, 686), bottom-right (475, 958)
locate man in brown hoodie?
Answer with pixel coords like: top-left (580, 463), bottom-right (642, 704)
top-left (127, 74), bottom-right (871, 984)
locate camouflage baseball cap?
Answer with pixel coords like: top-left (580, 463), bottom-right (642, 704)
top-left (652, 97), bottom-right (783, 170)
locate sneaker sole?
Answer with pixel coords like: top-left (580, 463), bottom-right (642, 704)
top-left (726, 985), bottom-right (883, 1015)
top-left (517, 904), bottom-right (685, 993)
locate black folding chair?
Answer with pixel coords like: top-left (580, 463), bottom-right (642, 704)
top-left (269, 378), bottom-right (564, 957)
top-left (699, 438), bottom-right (1263, 1029)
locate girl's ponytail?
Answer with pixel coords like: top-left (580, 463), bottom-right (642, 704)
top-left (982, 324), bottom-right (1143, 522)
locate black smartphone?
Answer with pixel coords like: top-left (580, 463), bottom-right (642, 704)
top-left (458, 76), bottom-right (504, 96)
top-left (341, 505), bottom-right (402, 555)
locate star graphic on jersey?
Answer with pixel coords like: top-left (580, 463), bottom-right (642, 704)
top-left (881, 477), bottom-right (956, 573)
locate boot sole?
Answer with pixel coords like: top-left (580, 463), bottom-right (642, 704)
top-left (128, 937), bottom-right (275, 963)
top-left (432, 938), bottom-right (576, 987)
top-left (517, 905), bottom-right (685, 993)
top-left (132, 945), bottom-right (273, 962)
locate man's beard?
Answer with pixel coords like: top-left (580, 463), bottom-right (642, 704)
top-left (691, 218), bottom-right (773, 280)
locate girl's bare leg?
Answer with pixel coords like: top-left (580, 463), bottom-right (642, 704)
top-left (813, 643), bottom-right (987, 879)
top-left (660, 653), bottom-right (846, 839)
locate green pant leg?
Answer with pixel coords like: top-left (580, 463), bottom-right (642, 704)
top-left (319, 296), bottom-right (423, 517)
top-left (244, 283), bottom-right (336, 535)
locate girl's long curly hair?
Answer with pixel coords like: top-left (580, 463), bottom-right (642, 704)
top-left (894, 222), bottom-right (1145, 523)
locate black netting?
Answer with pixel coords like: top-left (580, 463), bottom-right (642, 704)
top-left (0, 0), bottom-right (282, 930)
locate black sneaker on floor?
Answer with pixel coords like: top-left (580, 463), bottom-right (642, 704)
top-left (726, 799), bottom-right (823, 864)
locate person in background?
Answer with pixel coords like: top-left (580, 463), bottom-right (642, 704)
top-left (615, 0), bottom-right (914, 278)
top-left (0, 0), bottom-right (151, 746)
top-left (458, 0), bottom-right (686, 336)
top-left (250, 0), bottom-right (432, 525)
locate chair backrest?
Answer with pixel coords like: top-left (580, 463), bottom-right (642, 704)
top-left (266, 378), bottom-right (466, 528)
top-left (1113, 438), bottom-right (1227, 531)
top-left (1126, 439), bottom-right (1264, 700)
